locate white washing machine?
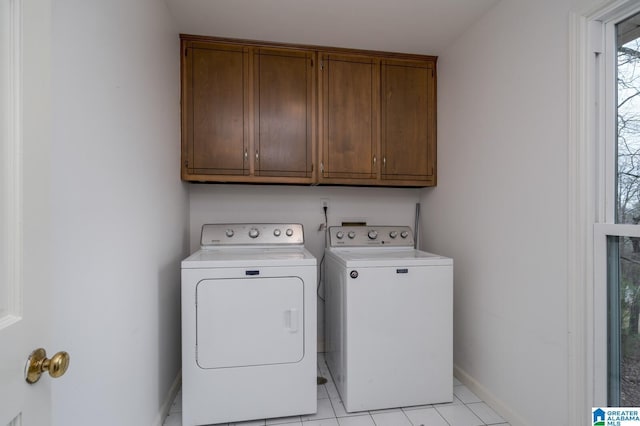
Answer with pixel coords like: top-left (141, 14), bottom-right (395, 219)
top-left (324, 225), bottom-right (453, 412)
top-left (181, 223), bottom-right (317, 426)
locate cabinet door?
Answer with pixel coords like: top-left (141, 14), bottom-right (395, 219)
top-left (182, 42), bottom-right (249, 177)
top-left (320, 54), bottom-right (379, 182)
top-left (381, 59), bottom-right (436, 185)
top-left (254, 48), bottom-right (314, 179)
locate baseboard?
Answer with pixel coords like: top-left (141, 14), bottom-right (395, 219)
top-left (453, 364), bottom-right (527, 426)
top-left (153, 370), bottom-right (182, 426)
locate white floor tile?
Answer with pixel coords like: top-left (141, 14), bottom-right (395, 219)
top-left (435, 404), bottom-right (484, 426)
top-left (163, 412), bottom-right (182, 426)
top-left (317, 385), bottom-right (329, 400)
top-left (325, 381), bottom-right (340, 399)
top-left (453, 385), bottom-right (482, 404)
top-left (403, 407), bottom-right (449, 426)
top-left (432, 396), bottom-right (463, 407)
top-left (466, 402), bottom-right (505, 424)
top-left (301, 398), bottom-right (335, 421)
top-left (164, 354), bottom-right (513, 426)
top-left (402, 404), bottom-right (434, 412)
top-left (336, 415), bottom-right (376, 426)
top-left (370, 411), bottom-right (412, 426)
top-left (265, 415), bottom-right (302, 425)
top-left (303, 419), bottom-right (339, 426)
top-left (329, 398), bottom-right (364, 418)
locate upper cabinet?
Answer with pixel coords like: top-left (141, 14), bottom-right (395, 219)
top-left (319, 54), bottom-right (379, 184)
top-left (380, 58), bottom-right (436, 185)
top-left (180, 35), bottom-right (437, 187)
top-left (182, 42), bottom-right (249, 177)
top-left (181, 37), bottom-right (315, 183)
top-left (253, 48), bottom-right (314, 179)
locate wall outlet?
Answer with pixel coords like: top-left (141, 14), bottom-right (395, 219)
top-left (320, 198), bottom-right (329, 210)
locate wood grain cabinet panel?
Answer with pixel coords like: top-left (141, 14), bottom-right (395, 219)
top-left (254, 48), bottom-right (314, 178)
top-left (381, 59), bottom-right (436, 184)
top-left (319, 54), bottom-right (379, 183)
top-left (181, 37), bottom-right (315, 183)
top-left (182, 42), bottom-right (249, 177)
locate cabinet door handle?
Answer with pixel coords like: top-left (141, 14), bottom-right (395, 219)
top-left (255, 150), bottom-right (259, 160)
top-left (373, 155), bottom-right (377, 166)
top-left (383, 157), bottom-right (386, 168)
top-left (244, 149), bottom-right (248, 160)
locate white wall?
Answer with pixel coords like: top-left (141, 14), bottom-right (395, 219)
top-left (189, 184), bottom-right (421, 348)
top-left (50, 0), bottom-right (188, 425)
top-left (420, 0), bottom-right (595, 424)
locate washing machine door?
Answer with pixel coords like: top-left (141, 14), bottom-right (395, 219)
top-left (196, 276), bottom-right (304, 369)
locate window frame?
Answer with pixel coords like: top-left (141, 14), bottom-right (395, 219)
top-left (570, 0), bottom-right (640, 422)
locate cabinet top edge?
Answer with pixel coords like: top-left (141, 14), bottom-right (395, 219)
top-left (179, 34), bottom-right (438, 62)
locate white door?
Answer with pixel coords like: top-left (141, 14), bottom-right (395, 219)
top-left (0, 0), bottom-right (56, 424)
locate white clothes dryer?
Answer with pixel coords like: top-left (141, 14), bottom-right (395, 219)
top-left (181, 223), bottom-right (317, 426)
top-left (324, 225), bottom-right (453, 413)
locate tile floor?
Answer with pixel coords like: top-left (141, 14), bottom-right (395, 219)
top-left (163, 354), bottom-right (511, 426)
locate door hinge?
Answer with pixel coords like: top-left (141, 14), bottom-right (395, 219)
top-left (310, 58), bottom-right (314, 68)
top-left (184, 48), bottom-right (188, 57)
top-left (320, 162), bottom-right (324, 173)
top-left (184, 159), bottom-right (189, 168)
top-left (320, 60), bottom-right (324, 71)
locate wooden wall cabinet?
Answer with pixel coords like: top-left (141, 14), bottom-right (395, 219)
top-left (380, 58), bottom-right (436, 185)
top-left (181, 35), bottom-right (436, 187)
top-left (318, 53), bottom-right (436, 187)
top-left (181, 37), bottom-right (315, 183)
top-left (319, 54), bottom-right (379, 184)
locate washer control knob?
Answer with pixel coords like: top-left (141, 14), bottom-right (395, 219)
top-left (336, 231), bottom-right (344, 239)
top-left (225, 229), bottom-right (234, 238)
top-left (368, 230), bottom-right (378, 240)
top-left (285, 228), bottom-right (294, 237)
top-left (400, 231), bottom-right (409, 238)
top-left (348, 231), bottom-right (356, 239)
top-left (248, 228), bottom-right (260, 239)
top-left (273, 229), bottom-right (281, 237)
top-left (389, 231), bottom-right (398, 239)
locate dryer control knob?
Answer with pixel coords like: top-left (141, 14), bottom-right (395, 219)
top-left (348, 231), bottom-right (356, 239)
top-left (225, 229), bottom-right (234, 238)
top-left (273, 229), bottom-right (281, 237)
top-left (248, 228), bottom-right (260, 238)
top-left (400, 231), bottom-right (409, 238)
top-left (368, 230), bottom-right (378, 240)
top-left (389, 231), bottom-right (398, 238)
top-left (285, 228), bottom-right (294, 237)
top-left (336, 231), bottom-right (344, 239)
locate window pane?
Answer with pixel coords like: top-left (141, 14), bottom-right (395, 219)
top-left (607, 234), bottom-right (640, 406)
top-left (617, 11), bottom-right (640, 224)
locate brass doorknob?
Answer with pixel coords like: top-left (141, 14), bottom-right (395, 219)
top-left (25, 348), bottom-right (70, 384)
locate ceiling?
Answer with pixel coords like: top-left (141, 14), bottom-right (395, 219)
top-left (164, 0), bottom-right (500, 56)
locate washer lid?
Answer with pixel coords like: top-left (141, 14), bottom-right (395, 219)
top-left (327, 247), bottom-right (452, 267)
top-left (182, 247), bottom-right (317, 268)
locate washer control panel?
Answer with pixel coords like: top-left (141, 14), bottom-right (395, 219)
top-left (328, 226), bottom-right (414, 247)
top-left (200, 223), bottom-right (304, 247)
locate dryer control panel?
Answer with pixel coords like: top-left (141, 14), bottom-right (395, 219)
top-left (201, 223), bottom-right (304, 247)
top-left (328, 226), bottom-right (414, 247)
